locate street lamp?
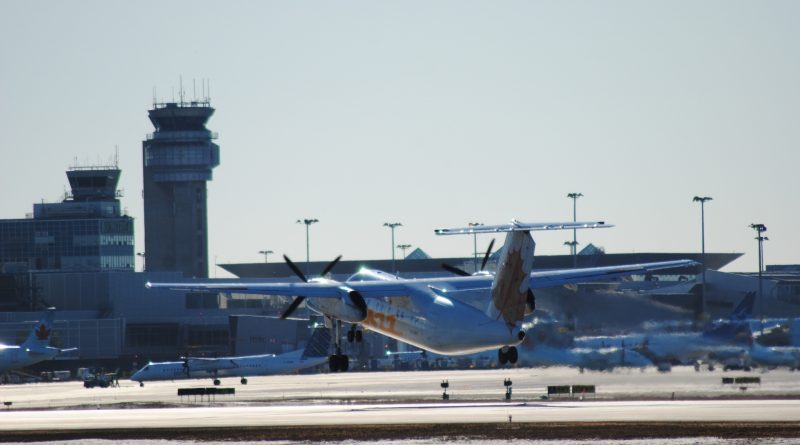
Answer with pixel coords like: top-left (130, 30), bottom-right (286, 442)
top-left (296, 218), bottom-right (319, 274)
top-left (468, 222), bottom-right (483, 271)
top-left (750, 223), bottom-right (768, 330)
top-left (397, 244), bottom-right (411, 259)
top-left (693, 196), bottom-right (712, 320)
top-left (383, 222), bottom-right (402, 274)
top-left (567, 193), bottom-right (583, 267)
top-left (137, 252), bottom-right (146, 272)
top-left (258, 250), bottom-right (274, 263)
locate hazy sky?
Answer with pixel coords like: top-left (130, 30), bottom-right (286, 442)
top-left (1, 1), bottom-right (798, 276)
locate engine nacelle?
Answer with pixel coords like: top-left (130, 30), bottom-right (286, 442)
top-left (307, 287), bottom-right (367, 323)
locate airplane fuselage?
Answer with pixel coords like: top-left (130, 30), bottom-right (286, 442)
top-left (307, 283), bottom-right (524, 355)
top-left (0, 345), bottom-right (59, 373)
top-left (131, 351), bottom-right (326, 382)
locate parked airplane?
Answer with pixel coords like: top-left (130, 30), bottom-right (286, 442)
top-left (0, 308), bottom-right (76, 376)
top-left (629, 293), bottom-right (757, 371)
top-left (131, 325), bottom-right (331, 386)
top-left (147, 220), bottom-right (695, 372)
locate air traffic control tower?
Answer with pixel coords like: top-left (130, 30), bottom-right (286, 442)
top-left (142, 100), bottom-right (219, 278)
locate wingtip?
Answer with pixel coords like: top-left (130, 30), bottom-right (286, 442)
top-left (145, 282), bottom-right (152, 289)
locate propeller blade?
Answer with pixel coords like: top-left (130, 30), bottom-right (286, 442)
top-left (283, 255), bottom-right (308, 283)
top-left (348, 290), bottom-right (368, 319)
top-left (441, 263), bottom-right (471, 277)
top-left (320, 255), bottom-right (342, 277)
top-left (480, 239), bottom-right (496, 271)
top-left (280, 296), bottom-right (306, 320)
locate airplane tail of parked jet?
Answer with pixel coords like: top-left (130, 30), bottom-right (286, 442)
top-left (730, 292), bottom-right (756, 321)
top-left (301, 325), bottom-right (332, 360)
top-left (21, 308), bottom-right (56, 351)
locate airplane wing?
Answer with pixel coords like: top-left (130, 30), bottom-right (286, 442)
top-left (146, 280), bottom-right (413, 298)
top-left (147, 260), bottom-right (696, 297)
top-left (529, 260), bottom-right (698, 289)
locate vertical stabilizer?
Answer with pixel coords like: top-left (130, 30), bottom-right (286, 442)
top-left (730, 292), bottom-right (756, 321)
top-left (22, 309), bottom-right (55, 350)
top-left (488, 231), bottom-right (535, 331)
top-left (301, 326), bottom-right (332, 359)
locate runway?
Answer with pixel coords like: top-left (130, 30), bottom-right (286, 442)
top-left (1, 367), bottom-right (799, 441)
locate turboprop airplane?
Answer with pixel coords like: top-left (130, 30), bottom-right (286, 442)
top-left (131, 325), bottom-right (330, 386)
top-left (0, 308), bottom-right (77, 375)
top-left (147, 220), bottom-right (696, 372)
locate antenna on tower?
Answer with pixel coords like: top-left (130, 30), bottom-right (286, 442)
top-left (208, 79), bottom-right (211, 103)
top-left (179, 75), bottom-right (184, 104)
top-left (114, 145), bottom-right (119, 168)
top-left (193, 78), bottom-right (196, 102)
top-left (152, 86), bottom-right (157, 107)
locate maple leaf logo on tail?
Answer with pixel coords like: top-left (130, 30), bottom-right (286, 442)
top-left (35, 324), bottom-right (50, 341)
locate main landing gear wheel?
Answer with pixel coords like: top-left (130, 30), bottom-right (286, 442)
top-left (329, 354), bottom-right (349, 372)
top-left (213, 379), bottom-right (221, 386)
top-left (241, 377), bottom-right (248, 385)
top-left (347, 326), bottom-right (364, 343)
top-left (498, 346), bottom-right (519, 366)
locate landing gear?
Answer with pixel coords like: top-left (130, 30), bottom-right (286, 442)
top-left (347, 325), bottom-right (363, 343)
top-left (329, 353), bottom-right (349, 372)
top-left (241, 377), bottom-right (248, 385)
top-left (139, 382), bottom-right (144, 387)
top-left (498, 346), bottom-right (518, 366)
top-left (213, 378), bottom-right (220, 386)
top-left (329, 318), bottom-right (350, 372)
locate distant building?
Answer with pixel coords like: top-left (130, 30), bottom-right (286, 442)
top-left (142, 100), bottom-right (219, 278)
top-left (0, 166), bottom-right (134, 273)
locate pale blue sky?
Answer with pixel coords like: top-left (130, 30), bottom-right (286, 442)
top-left (1, 1), bottom-right (798, 275)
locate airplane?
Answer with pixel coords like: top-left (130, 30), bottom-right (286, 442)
top-left (628, 292), bottom-right (757, 371)
top-left (131, 325), bottom-right (331, 386)
top-left (517, 314), bottom-right (651, 372)
top-left (0, 308), bottom-right (77, 377)
top-left (147, 220), bottom-right (696, 372)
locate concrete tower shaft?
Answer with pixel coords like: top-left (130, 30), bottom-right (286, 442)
top-left (142, 101), bottom-right (219, 278)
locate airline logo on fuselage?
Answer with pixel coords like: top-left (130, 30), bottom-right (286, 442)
top-left (363, 309), bottom-right (400, 335)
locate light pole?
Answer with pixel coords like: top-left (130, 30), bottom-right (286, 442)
top-left (750, 223), bottom-right (767, 331)
top-left (296, 218), bottom-right (319, 274)
top-left (468, 222), bottom-right (482, 271)
top-left (258, 250), bottom-right (274, 263)
top-left (383, 222), bottom-right (402, 274)
top-left (567, 193), bottom-right (583, 267)
top-left (693, 196), bottom-right (712, 320)
top-left (397, 244), bottom-right (411, 259)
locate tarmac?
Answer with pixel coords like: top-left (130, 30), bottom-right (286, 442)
top-left (1, 366), bottom-right (799, 441)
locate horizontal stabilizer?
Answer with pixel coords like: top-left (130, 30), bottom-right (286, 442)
top-left (435, 220), bottom-right (611, 235)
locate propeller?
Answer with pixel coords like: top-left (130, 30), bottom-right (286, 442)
top-left (280, 254), bottom-right (343, 320)
top-left (441, 238), bottom-right (496, 276)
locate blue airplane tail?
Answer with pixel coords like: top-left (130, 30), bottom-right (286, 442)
top-left (729, 292), bottom-right (756, 321)
top-left (301, 326), bottom-right (331, 359)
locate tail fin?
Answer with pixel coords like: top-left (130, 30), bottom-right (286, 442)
top-left (435, 219), bottom-right (611, 332)
top-left (488, 230), bottom-right (535, 331)
top-left (730, 292), bottom-right (756, 321)
top-left (301, 326), bottom-right (331, 359)
top-left (22, 308), bottom-right (55, 349)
